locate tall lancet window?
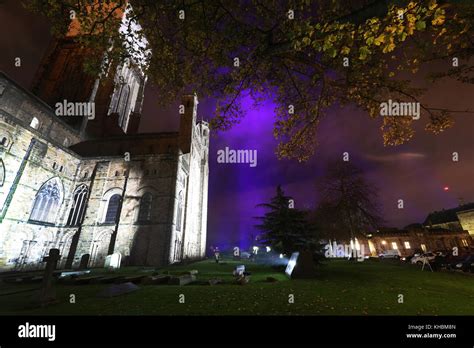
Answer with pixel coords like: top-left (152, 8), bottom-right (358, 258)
top-left (176, 191), bottom-right (184, 231)
top-left (29, 177), bottom-right (62, 224)
top-left (104, 194), bottom-right (122, 224)
top-left (117, 85), bottom-right (130, 129)
top-left (137, 192), bottom-right (152, 223)
top-left (0, 159), bottom-right (4, 187)
top-left (66, 184), bottom-right (88, 226)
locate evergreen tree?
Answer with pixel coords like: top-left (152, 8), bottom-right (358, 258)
top-left (255, 185), bottom-right (320, 255)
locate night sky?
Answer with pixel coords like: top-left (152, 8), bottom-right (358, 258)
top-left (1, 1), bottom-right (473, 250)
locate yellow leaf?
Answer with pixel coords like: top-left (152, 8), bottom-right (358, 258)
top-left (383, 42), bottom-right (396, 53)
top-left (428, 0), bottom-right (438, 11)
top-left (432, 16), bottom-right (445, 26)
top-left (374, 33), bottom-right (385, 46)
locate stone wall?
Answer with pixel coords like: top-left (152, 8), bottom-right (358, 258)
top-left (457, 210), bottom-right (474, 236)
top-left (0, 100), bottom-right (82, 270)
top-left (0, 73), bottom-right (209, 272)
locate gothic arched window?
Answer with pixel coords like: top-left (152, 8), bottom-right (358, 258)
top-left (29, 177), bottom-right (62, 224)
top-left (117, 85), bottom-right (130, 129)
top-left (104, 194), bottom-right (121, 224)
top-left (176, 191), bottom-right (184, 231)
top-left (66, 184), bottom-right (89, 226)
top-left (137, 192), bottom-right (153, 223)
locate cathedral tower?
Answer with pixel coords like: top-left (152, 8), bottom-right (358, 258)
top-left (31, 3), bottom-right (147, 138)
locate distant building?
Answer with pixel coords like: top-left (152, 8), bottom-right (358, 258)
top-left (366, 227), bottom-right (471, 257)
top-left (362, 204), bottom-right (474, 257)
top-left (423, 202), bottom-right (474, 237)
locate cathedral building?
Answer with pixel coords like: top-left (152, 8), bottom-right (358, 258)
top-left (0, 8), bottom-right (209, 271)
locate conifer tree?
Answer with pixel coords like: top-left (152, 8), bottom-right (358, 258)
top-left (255, 185), bottom-right (320, 255)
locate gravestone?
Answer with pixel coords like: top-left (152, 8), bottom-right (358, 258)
top-left (38, 248), bottom-right (60, 306)
top-left (78, 254), bottom-right (90, 270)
top-left (104, 252), bottom-right (122, 269)
top-left (142, 275), bottom-right (170, 285)
top-left (118, 275), bottom-right (146, 284)
top-left (233, 265), bottom-right (245, 277)
top-left (95, 276), bottom-right (124, 284)
top-left (285, 250), bottom-right (318, 279)
top-left (73, 276), bottom-right (104, 285)
top-left (285, 252), bottom-right (299, 277)
top-left (208, 278), bottom-right (222, 286)
top-left (168, 274), bottom-right (196, 286)
top-left (233, 265), bottom-right (250, 285)
top-left (97, 282), bottom-right (140, 298)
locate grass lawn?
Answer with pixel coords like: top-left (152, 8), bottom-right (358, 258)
top-left (0, 259), bottom-right (472, 315)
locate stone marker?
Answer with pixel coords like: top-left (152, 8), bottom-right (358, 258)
top-left (208, 278), bottom-right (222, 286)
top-left (142, 275), bottom-right (170, 285)
top-left (97, 282), bottom-right (140, 298)
top-left (117, 275), bottom-right (147, 284)
top-left (168, 274), bottom-right (196, 286)
top-left (286, 250), bottom-right (318, 279)
top-left (236, 276), bottom-right (250, 285)
top-left (78, 254), bottom-right (90, 270)
top-left (233, 265), bottom-right (245, 277)
top-left (59, 270), bottom-right (91, 278)
top-left (95, 276), bottom-right (124, 284)
top-left (74, 276), bottom-right (104, 285)
top-left (104, 252), bottom-right (122, 269)
top-left (3, 277), bottom-right (24, 284)
top-left (38, 248), bottom-right (60, 306)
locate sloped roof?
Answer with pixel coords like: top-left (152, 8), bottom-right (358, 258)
top-left (423, 202), bottom-right (474, 225)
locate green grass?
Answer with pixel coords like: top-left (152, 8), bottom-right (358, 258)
top-left (0, 259), bottom-right (473, 315)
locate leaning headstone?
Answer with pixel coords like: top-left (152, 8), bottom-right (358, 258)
top-left (286, 250), bottom-right (317, 279)
top-left (97, 282), bottom-right (140, 298)
top-left (38, 248), bottom-right (60, 306)
top-left (78, 254), bottom-right (90, 270)
top-left (285, 252), bottom-right (299, 277)
top-left (168, 274), bottom-right (196, 286)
